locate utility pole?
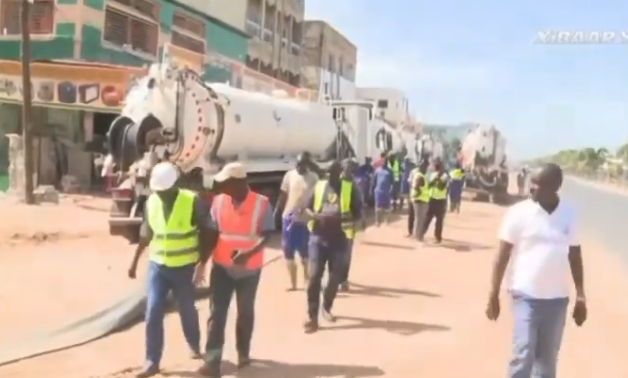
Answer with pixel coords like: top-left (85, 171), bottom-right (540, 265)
top-left (21, 0), bottom-right (36, 204)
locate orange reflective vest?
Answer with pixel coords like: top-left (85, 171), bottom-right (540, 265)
top-left (211, 191), bottom-right (269, 270)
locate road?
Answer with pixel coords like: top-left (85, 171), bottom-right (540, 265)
top-left (1, 188), bottom-right (627, 378)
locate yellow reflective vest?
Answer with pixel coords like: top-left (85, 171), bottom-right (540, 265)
top-left (429, 172), bottom-right (448, 200)
top-left (307, 180), bottom-right (355, 239)
top-left (450, 168), bottom-right (464, 180)
top-left (388, 160), bottom-right (400, 181)
top-left (410, 170), bottom-right (431, 202)
top-left (147, 189), bottom-right (200, 267)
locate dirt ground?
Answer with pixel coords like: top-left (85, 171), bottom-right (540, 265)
top-left (1, 193), bottom-right (627, 378)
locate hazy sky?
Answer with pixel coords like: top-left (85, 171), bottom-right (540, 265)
top-left (305, 0), bottom-right (628, 159)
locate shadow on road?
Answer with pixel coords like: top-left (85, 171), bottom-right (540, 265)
top-left (164, 359), bottom-right (385, 378)
top-left (340, 282), bottom-right (440, 299)
top-left (323, 315), bottom-right (450, 335)
top-left (360, 240), bottom-right (415, 251)
top-left (437, 238), bottom-right (494, 252)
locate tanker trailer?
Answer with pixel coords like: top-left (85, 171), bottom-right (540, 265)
top-left (460, 124), bottom-right (509, 203)
top-left (104, 63), bottom-right (356, 242)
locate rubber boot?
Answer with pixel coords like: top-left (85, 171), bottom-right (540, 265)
top-left (286, 260), bottom-right (297, 291)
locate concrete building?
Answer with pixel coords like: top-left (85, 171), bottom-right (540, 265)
top-left (356, 87), bottom-right (412, 128)
top-left (0, 0), bottom-right (251, 191)
top-left (240, 0), bottom-right (305, 92)
top-left (300, 20), bottom-right (357, 100)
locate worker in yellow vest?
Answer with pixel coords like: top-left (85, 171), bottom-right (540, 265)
top-left (127, 162), bottom-right (214, 378)
top-left (388, 153), bottom-right (402, 210)
top-left (420, 160), bottom-right (449, 243)
top-left (448, 164), bottom-right (465, 213)
top-left (303, 161), bottom-right (363, 333)
top-left (410, 159), bottom-right (432, 241)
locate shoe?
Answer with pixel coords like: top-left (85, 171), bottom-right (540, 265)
top-left (238, 355), bottom-right (252, 368)
top-left (189, 349), bottom-right (202, 360)
top-left (339, 282), bottom-right (349, 292)
top-left (303, 319), bottom-right (319, 333)
top-left (195, 362), bottom-right (221, 377)
top-left (135, 364), bottom-right (160, 378)
top-left (322, 307), bottom-right (337, 323)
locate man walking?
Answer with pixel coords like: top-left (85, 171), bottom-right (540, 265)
top-left (303, 161), bottom-right (362, 333)
top-left (410, 159), bottom-right (431, 241)
top-left (421, 160), bottom-right (449, 243)
top-left (127, 162), bottom-right (212, 378)
top-left (372, 155), bottom-right (394, 226)
top-left (274, 154), bottom-right (319, 291)
top-left (486, 163), bottom-right (587, 378)
top-left (448, 163), bottom-right (465, 213)
top-left (196, 163), bottom-right (274, 377)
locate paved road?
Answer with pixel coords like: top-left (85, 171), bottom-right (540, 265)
top-left (2, 198), bottom-right (627, 378)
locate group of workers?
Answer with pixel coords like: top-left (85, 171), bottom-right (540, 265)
top-left (126, 151), bottom-right (467, 378)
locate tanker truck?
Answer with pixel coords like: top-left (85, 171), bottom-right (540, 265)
top-left (102, 63), bottom-right (395, 242)
top-left (459, 124), bottom-right (509, 203)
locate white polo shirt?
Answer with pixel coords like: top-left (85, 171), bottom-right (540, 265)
top-left (499, 198), bottom-right (579, 299)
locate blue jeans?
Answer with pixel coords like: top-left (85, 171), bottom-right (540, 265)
top-left (281, 216), bottom-right (310, 260)
top-left (145, 261), bottom-right (200, 367)
top-left (339, 239), bottom-right (354, 284)
top-left (508, 291), bottom-right (569, 378)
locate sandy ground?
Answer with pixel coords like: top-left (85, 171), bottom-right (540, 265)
top-left (1, 193), bottom-right (627, 377)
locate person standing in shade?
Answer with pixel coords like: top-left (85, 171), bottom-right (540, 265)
top-left (448, 163), bottom-right (465, 213)
top-left (371, 155), bottom-right (394, 226)
top-left (421, 159), bottom-right (449, 243)
top-left (486, 163), bottom-right (587, 378)
top-left (127, 162), bottom-right (213, 378)
top-left (410, 159), bottom-right (431, 241)
top-left (274, 154), bottom-right (319, 291)
top-left (195, 163), bottom-right (274, 378)
top-left (303, 161), bottom-right (362, 333)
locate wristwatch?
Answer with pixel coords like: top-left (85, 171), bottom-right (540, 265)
top-left (575, 295), bottom-right (586, 303)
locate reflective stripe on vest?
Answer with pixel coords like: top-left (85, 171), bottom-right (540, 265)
top-left (429, 172), bottom-right (448, 200)
top-left (307, 180), bottom-right (354, 239)
top-left (388, 160), bottom-right (400, 181)
top-left (450, 169), bottom-right (464, 180)
top-left (147, 189), bottom-right (200, 268)
top-left (212, 191), bottom-right (268, 270)
top-left (411, 170), bottom-right (430, 202)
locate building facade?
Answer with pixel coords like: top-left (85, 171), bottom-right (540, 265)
top-left (356, 87), bottom-right (412, 127)
top-left (0, 0), bottom-right (252, 191)
top-left (300, 20), bottom-right (357, 100)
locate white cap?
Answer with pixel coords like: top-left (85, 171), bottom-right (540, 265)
top-left (149, 162), bottom-right (179, 191)
top-left (214, 162), bottom-right (247, 182)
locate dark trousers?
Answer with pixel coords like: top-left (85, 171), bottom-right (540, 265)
top-left (204, 264), bottom-right (261, 366)
top-left (422, 199), bottom-right (447, 241)
top-left (407, 199), bottom-right (415, 234)
top-left (307, 238), bottom-right (348, 321)
top-left (338, 239), bottom-right (354, 284)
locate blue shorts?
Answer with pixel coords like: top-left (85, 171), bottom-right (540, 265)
top-left (374, 190), bottom-right (391, 209)
top-left (282, 216), bottom-right (309, 260)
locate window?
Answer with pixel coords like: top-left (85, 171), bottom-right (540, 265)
top-left (173, 12), bottom-right (205, 37)
top-left (328, 55), bottom-right (334, 72)
top-left (110, 0), bottom-right (159, 21)
top-left (377, 99), bottom-right (388, 108)
top-left (171, 31), bottom-right (205, 54)
top-left (338, 56), bottom-right (344, 75)
top-left (171, 11), bottom-right (206, 54)
top-left (0, 0), bottom-right (54, 35)
top-left (104, 7), bottom-right (158, 55)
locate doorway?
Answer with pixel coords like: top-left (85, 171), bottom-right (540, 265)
top-left (91, 112), bottom-right (118, 189)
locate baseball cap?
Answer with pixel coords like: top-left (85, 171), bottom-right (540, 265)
top-left (214, 162), bottom-right (247, 182)
top-left (149, 161), bottom-right (179, 191)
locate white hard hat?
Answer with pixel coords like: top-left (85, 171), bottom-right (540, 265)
top-left (213, 162), bottom-right (247, 182)
top-left (150, 162), bottom-right (179, 191)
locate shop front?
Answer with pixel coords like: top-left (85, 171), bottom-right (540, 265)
top-left (0, 60), bottom-right (144, 192)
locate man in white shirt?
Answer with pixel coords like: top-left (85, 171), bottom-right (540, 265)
top-left (274, 154), bottom-right (319, 291)
top-left (486, 163), bottom-right (587, 378)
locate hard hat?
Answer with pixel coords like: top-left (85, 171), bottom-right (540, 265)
top-left (150, 162), bottom-right (179, 191)
top-left (214, 162), bottom-right (247, 182)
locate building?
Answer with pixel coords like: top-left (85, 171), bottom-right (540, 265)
top-left (228, 0), bottom-right (305, 93)
top-left (300, 20), bottom-right (357, 100)
top-left (356, 87), bottom-right (412, 128)
top-left (0, 0), bottom-right (252, 191)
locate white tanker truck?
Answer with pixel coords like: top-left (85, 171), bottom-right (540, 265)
top-left (459, 124), bottom-right (509, 203)
top-left (102, 63), bottom-right (411, 242)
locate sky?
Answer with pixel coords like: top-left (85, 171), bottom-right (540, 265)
top-left (304, 0), bottom-right (628, 159)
